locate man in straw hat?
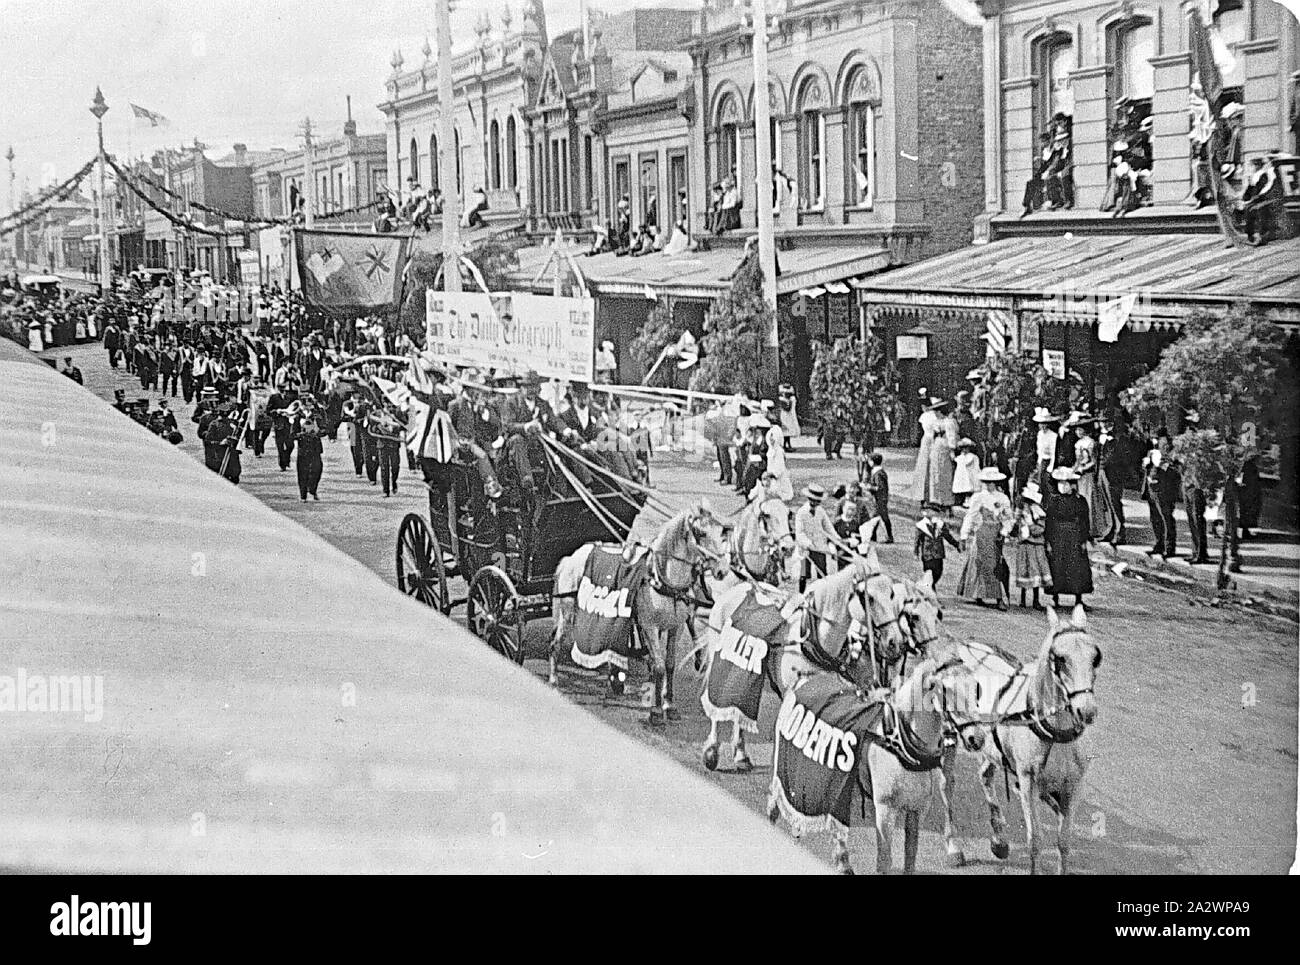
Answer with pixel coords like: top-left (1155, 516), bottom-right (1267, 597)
top-left (793, 484), bottom-right (838, 590)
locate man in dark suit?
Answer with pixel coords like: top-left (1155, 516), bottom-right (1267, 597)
top-left (266, 386), bottom-right (299, 472)
top-left (499, 370), bottom-right (566, 497)
top-left (159, 341), bottom-right (180, 397)
top-left (448, 373), bottom-right (503, 498)
top-left (1140, 435), bottom-right (1179, 558)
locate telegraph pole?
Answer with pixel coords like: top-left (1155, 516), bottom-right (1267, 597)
top-left (302, 117), bottom-right (316, 229)
top-left (90, 88), bottom-right (112, 293)
top-left (436, 0), bottom-right (462, 293)
top-left (750, 0), bottom-right (779, 392)
top-left (4, 146), bottom-right (13, 264)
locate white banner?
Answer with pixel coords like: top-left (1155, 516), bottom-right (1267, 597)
top-left (425, 290), bottom-right (595, 381)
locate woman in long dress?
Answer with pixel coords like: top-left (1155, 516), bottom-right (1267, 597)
top-left (1071, 418), bottom-right (1111, 539)
top-left (913, 398), bottom-right (955, 509)
top-left (1046, 467), bottom-right (1094, 607)
top-left (957, 467), bottom-right (1013, 608)
top-left (911, 398), bottom-right (941, 502)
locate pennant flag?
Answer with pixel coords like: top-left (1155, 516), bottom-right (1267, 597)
top-left (372, 375), bottom-right (411, 410)
top-left (130, 103), bottom-right (170, 127)
top-left (295, 229), bottom-right (410, 313)
top-left (1098, 292), bottom-right (1139, 343)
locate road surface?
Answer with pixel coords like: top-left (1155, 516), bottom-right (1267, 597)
top-left (51, 339), bottom-right (1298, 874)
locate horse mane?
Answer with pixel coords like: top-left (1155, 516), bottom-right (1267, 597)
top-left (653, 511), bottom-right (691, 554)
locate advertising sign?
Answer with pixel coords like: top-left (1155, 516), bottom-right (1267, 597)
top-left (426, 290), bottom-right (595, 381)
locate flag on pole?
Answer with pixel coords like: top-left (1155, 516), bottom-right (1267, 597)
top-left (295, 229), bottom-right (411, 313)
top-left (130, 104), bottom-right (170, 127)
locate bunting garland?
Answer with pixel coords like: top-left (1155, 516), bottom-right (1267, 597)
top-left (108, 157), bottom-right (228, 237)
top-left (0, 159), bottom-right (96, 230)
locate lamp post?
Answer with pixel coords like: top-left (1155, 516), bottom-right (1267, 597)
top-left (90, 88), bottom-right (111, 293)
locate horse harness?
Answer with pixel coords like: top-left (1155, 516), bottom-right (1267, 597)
top-left (990, 626), bottom-right (1092, 779)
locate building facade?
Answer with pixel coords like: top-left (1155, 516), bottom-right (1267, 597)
top-left (379, 4), bottom-right (548, 231)
top-left (857, 0), bottom-right (1299, 498)
top-left (250, 114), bottom-right (388, 223)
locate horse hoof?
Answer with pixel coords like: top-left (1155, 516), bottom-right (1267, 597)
top-left (665, 706), bottom-right (681, 722)
top-left (836, 864), bottom-right (855, 876)
top-left (734, 755), bottom-right (754, 773)
top-left (702, 745), bottom-right (719, 771)
top-left (944, 851), bottom-right (967, 868)
top-left (991, 840), bottom-right (1011, 860)
top-left (648, 709), bottom-right (666, 727)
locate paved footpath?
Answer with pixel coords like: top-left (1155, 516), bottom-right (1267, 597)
top-left (45, 338), bottom-right (1299, 874)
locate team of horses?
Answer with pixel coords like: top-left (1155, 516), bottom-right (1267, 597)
top-left (546, 497), bottom-right (1103, 875)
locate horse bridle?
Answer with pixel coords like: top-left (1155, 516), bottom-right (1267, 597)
top-left (649, 517), bottom-right (725, 605)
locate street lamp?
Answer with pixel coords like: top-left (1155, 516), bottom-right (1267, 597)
top-left (89, 88), bottom-right (112, 293)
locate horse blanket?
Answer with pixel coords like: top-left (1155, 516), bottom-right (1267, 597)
top-left (770, 673), bottom-right (884, 835)
top-left (570, 547), bottom-right (648, 672)
top-left (701, 583), bottom-right (792, 731)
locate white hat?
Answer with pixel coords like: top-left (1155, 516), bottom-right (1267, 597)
top-left (748, 414), bottom-right (772, 430)
top-left (978, 466), bottom-right (1007, 483)
top-left (1051, 466), bottom-right (1081, 482)
top-left (1021, 483), bottom-right (1043, 503)
top-left (1032, 406), bottom-right (1058, 424)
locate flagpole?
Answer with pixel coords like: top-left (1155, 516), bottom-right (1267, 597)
top-left (436, 0), bottom-right (462, 295)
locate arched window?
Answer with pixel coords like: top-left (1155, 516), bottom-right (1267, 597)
top-left (409, 137), bottom-right (420, 185)
top-left (1032, 33), bottom-right (1074, 136)
top-left (1113, 18), bottom-right (1155, 103)
top-left (715, 93), bottom-right (741, 183)
top-left (453, 128), bottom-right (463, 197)
top-left (489, 120), bottom-right (502, 190)
top-left (1214, 0), bottom-right (1246, 91)
top-left (796, 76), bottom-right (828, 210)
top-left (505, 116), bottom-right (518, 188)
top-left (844, 66), bottom-right (879, 208)
top-left (428, 134), bottom-right (439, 190)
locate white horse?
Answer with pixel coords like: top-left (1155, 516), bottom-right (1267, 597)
top-left (700, 554), bottom-right (913, 772)
top-left (726, 493), bottom-right (794, 587)
top-left (933, 604), bottom-right (1101, 874)
top-left (550, 500), bottom-right (730, 726)
top-left (766, 656), bottom-right (986, 875)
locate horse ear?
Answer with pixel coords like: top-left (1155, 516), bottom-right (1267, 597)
top-left (1045, 605), bottom-right (1060, 631)
top-left (1071, 603), bottom-right (1087, 629)
top-left (864, 545), bottom-right (881, 573)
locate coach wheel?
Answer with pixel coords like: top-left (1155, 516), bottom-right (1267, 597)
top-left (396, 513), bottom-right (450, 615)
top-left (467, 566), bottom-right (524, 664)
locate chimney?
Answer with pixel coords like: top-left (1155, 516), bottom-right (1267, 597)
top-left (233, 143), bottom-right (248, 166)
top-left (344, 95), bottom-right (357, 137)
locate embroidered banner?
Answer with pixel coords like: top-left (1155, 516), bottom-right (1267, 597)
top-left (769, 673), bottom-right (883, 834)
top-left (570, 548), bottom-right (645, 671)
top-left (295, 229), bottom-right (410, 312)
top-left (701, 585), bottom-right (790, 731)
